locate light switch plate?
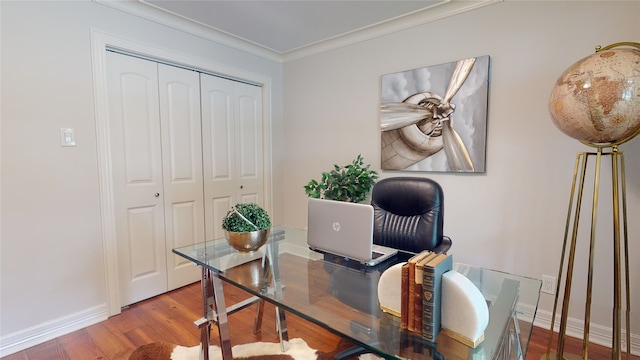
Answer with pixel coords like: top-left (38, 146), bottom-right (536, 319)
top-left (60, 128), bottom-right (76, 147)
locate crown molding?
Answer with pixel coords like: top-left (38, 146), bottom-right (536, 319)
top-left (283, 0), bottom-right (502, 62)
top-left (94, 0), bottom-right (501, 64)
top-left (94, 0), bottom-right (283, 63)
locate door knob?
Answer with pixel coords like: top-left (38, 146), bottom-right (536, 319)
top-left (155, 193), bottom-right (160, 198)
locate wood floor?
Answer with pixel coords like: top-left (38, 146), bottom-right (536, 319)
top-left (2, 282), bottom-right (637, 360)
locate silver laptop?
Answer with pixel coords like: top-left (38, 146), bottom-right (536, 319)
top-left (307, 198), bottom-right (398, 266)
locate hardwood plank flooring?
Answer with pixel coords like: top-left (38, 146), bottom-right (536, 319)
top-left (2, 282), bottom-right (637, 360)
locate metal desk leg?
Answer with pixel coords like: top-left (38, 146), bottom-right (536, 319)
top-left (253, 299), bottom-right (265, 334)
top-left (275, 306), bottom-right (288, 350)
top-left (211, 273), bottom-right (233, 360)
top-left (510, 312), bottom-right (523, 360)
top-left (196, 267), bottom-right (233, 360)
top-left (264, 244), bottom-right (289, 351)
top-left (196, 267), bottom-right (213, 360)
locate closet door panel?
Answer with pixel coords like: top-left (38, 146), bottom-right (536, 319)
top-left (235, 83), bottom-right (263, 204)
top-left (238, 95), bottom-right (258, 177)
top-left (127, 207), bottom-right (161, 276)
top-left (167, 200), bottom-right (200, 278)
top-left (201, 75), bottom-right (264, 241)
top-left (158, 64), bottom-right (204, 290)
top-left (239, 194), bottom-right (258, 205)
top-left (211, 197), bottom-right (233, 240)
top-left (201, 74), bottom-right (236, 241)
top-left (106, 51), bottom-right (167, 306)
top-left (209, 90), bottom-right (233, 179)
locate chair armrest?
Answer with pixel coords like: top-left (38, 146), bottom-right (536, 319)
top-left (432, 236), bottom-right (452, 254)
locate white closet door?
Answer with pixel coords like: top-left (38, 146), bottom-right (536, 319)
top-left (201, 75), bottom-right (264, 241)
top-left (157, 64), bottom-right (203, 290)
top-left (235, 82), bottom-right (263, 205)
top-left (201, 75), bottom-right (234, 241)
top-left (106, 52), bottom-right (264, 306)
top-left (106, 52), bottom-right (167, 305)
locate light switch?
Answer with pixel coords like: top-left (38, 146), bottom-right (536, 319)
top-left (60, 128), bottom-right (76, 147)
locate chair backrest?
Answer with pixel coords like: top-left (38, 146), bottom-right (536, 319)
top-left (371, 177), bottom-right (451, 254)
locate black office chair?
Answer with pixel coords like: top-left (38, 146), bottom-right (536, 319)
top-left (334, 176), bottom-right (452, 359)
top-left (371, 176), bottom-right (451, 254)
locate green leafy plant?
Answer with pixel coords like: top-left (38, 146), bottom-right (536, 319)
top-left (222, 203), bottom-right (271, 233)
top-left (304, 154), bottom-right (379, 203)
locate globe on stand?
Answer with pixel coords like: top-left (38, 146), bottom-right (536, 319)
top-left (543, 42), bottom-right (639, 360)
top-left (549, 44), bottom-right (640, 146)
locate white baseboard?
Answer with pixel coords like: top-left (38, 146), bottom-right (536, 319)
top-left (532, 308), bottom-right (640, 356)
top-left (0, 304), bottom-right (109, 357)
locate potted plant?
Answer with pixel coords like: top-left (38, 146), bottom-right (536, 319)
top-left (222, 203), bottom-right (271, 252)
top-left (304, 154), bottom-right (379, 203)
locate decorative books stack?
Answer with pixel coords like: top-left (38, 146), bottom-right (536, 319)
top-left (400, 250), bottom-right (453, 342)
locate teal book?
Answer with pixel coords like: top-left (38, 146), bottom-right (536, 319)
top-left (421, 253), bottom-right (453, 342)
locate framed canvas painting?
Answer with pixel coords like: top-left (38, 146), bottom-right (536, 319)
top-left (380, 55), bottom-right (490, 172)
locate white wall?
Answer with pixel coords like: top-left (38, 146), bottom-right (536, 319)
top-left (283, 0), bottom-right (640, 351)
top-left (0, 0), bottom-right (284, 355)
top-left (2, 0), bottom-right (639, 356)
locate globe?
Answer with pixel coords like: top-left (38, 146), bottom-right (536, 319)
top-left (548, 45), bottom-right (640, 146)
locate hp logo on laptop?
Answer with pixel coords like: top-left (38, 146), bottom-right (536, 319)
top-left (332, 222), bottom-right (341, 232)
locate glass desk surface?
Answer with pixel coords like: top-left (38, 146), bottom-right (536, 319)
top-left (173, 226), bottom-right (542, 360)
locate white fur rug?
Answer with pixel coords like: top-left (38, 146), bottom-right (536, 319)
top-left (129, 338), bottom-right (318, 360)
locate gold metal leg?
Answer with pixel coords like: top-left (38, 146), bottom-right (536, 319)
top-left (544, 152), bottom-right (586, 360)
top-left (544, 148), bottom-right (633, 360)
top-left (619, 152), bottom-right (632, 356)
top-left (611, 147), bottom-right (631, 359)
top-left (582, 148), bottom-right (603, 360)
top-left (557, 152), bottom-right (589, 359)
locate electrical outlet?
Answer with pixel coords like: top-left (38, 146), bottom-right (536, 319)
top-left (542, 275), bottom-right (556, 295)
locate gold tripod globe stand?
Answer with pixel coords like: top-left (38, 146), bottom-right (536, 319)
top-left (544, 42), bottom-right (640, 360)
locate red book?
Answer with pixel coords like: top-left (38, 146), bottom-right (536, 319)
top-left (406, 250), bottom-right (432, 332)
top-left (400, 263), bottom-right (409, 329)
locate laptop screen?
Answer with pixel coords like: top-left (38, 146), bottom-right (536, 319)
top-left (306, 198), bottom-right (375, 262)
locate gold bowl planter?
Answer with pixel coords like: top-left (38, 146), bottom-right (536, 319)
top-left (224, 228), bottom-right (270, 252)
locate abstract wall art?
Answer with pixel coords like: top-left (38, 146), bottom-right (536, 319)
top-left (380, 55), bottom-right (490, 172)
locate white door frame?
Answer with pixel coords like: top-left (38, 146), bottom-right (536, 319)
top-left (90, 29), bottom-right (274, 316)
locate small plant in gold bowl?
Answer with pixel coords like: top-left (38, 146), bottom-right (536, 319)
top-left (222, 203), bottom-right (271, 252)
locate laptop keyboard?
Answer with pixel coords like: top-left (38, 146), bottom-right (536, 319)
top-left (372, 251), bottom-right (384, 259)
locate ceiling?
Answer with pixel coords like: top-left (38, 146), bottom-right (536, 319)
top-left (140, 0), bottom-right (480, 55)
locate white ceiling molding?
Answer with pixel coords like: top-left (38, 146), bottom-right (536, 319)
top-left (94, 0), bottom-right (283, 62)
top-left (94, 0), bottom-right (502, 64)
top-left (282, 0), bottom-right (502, 62)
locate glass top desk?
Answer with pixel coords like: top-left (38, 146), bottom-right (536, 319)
top-left (173, 226), bottom-right (542, 360)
